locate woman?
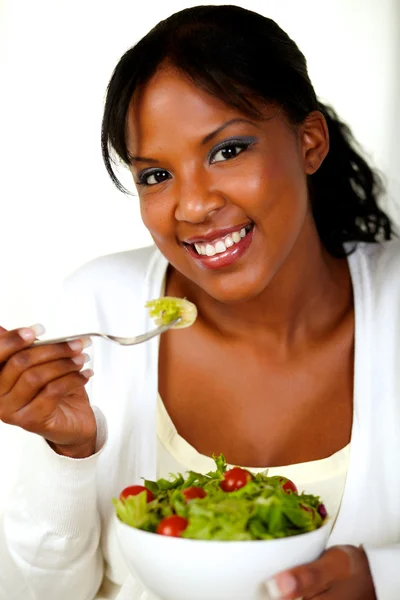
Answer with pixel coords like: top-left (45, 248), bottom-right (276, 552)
top-left (0, 5), bottom-right (399, 600)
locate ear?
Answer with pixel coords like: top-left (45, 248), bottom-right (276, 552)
top-left (300, 111), bottom-right (329, 175)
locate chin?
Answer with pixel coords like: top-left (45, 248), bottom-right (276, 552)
top-left (199, 276), bottom-right (270, 305)
top-left (166, 251), bottom-right (274, 305)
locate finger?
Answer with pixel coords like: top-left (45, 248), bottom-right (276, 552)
top-left (0, 326), bottom-right (7, 334)
top-left (0, 337), bottom-right (91, 394)
top-left (265, 547), bottom-right (354, 599)
top-left (0, 355), bottom-right (90, 420)
top-left (12, 370), bottom-right (93, 435)
top-left (0, 324), bottom-right (45, 363)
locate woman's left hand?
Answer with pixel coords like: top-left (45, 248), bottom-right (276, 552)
top-left (265, 545), bottom-right (377, 599)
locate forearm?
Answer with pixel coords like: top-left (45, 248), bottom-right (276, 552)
top-left (0, 512), bottom-right (103, 600)
top-left (0, 407), bottom-right (107, 600)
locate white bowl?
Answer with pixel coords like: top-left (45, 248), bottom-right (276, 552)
top-left (115, 515), bottom-right (332, 600)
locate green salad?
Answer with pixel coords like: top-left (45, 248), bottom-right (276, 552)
top-left (113, 455), bottom-right (327, 541)
top-left (146, 296), bottom-right (198, 329)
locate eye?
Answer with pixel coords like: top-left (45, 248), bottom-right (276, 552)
top-left (210, 138), bottom-right (255, 164)
top-left (137, 169), bottom-right (171, 186)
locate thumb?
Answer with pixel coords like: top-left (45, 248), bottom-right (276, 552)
top-left (265, 546), bottom-right (354, 599)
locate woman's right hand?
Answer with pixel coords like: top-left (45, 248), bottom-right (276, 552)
top-left (0, 325), bottom-right (97, 458)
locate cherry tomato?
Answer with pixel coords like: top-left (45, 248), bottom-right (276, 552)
top-left (318, 503), bottom-right (328, 519)
top-left (119, 485), bottom-right (154, 503)
top-left (280, 477), bottom-right (298, 494)
top-left (182, 487), bottom-right (207, 502)
top-left (156, 515), bottom-right (189, 537)
top-left (220, 467), bottom-right (253, 492)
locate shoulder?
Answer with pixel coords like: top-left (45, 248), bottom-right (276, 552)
top-left (67, 245), bottom-right (161, 285)
top-left (354, 239), bottom-right (400, 291)
top-left (48, 245), bottom-right (168, 334)
top-left (63, 245), bottom-right (166, 297)
top-left (351, 240), bottom-right (400, 336)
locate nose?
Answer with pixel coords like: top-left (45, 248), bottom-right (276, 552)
top-left (174, 173), bottom-right (225, 223)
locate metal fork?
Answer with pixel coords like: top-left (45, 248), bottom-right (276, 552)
top-left (31, 318), bottom-right (181, 347)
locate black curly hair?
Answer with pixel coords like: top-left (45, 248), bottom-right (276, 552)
top-left (101, 4), bottom-right (393, 256)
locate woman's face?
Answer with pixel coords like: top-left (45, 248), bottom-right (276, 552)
top-left (126, 67), bottom-right (327, 304)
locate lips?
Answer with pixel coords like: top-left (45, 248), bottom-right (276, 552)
top-left (183, 223), bottom-right (253, 245)
top-left (194, 225), bottom-right (253, 257)
top-left (184, 224), bottom-right (255, 270)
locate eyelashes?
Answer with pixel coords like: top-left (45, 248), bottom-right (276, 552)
top-left (136, 169), bottom-right (171, 186)
top-left (135, 136), bottom-right (257, 187)
top-left (208, 137), bottom-right (256, 164)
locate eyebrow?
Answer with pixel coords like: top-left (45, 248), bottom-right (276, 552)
top-left (128, 154), bottom-right (158, 165)
top-left (201, 118), bottom-right (260, 145)
top-left (127, 117), bottom-right (260, 164)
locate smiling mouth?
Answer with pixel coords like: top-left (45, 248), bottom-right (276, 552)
top-left (185, 224), bottom-right (254, 256)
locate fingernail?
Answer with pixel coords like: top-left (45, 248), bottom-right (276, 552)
top-left (81, 368), bottom-right (94, 378)
top-left (71, 353), bottom-right (90, 366)
top-left (68, 339), bottom-right (83, 351)
top-left (82, 337), bottom-right (92, 348)
top-left (265, 579), bottom-right (282, 599)
top-left (31, 323), bottom-right (46, 336)
top-left (265, 574), bottom-right (297, 598)
top-left (18, 323), bottom-right (46, 341)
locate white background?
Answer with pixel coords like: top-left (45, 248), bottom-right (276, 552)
top-left (0, 0), bottom-right (399, 505)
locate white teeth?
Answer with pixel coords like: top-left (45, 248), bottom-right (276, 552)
top-left (192, 225), bottom-right (252, 255)
top-left (232, 231), bottom-right (241, 243)
top-left (215, 240), bottom-right (227, 254)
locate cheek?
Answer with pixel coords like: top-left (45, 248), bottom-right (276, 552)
top-left (216, 145), bottom-right (307, 218)
top-left (255, 150), bottom-right (309, 224)
top-left (140, 196), bottom-right (174, 243)
top-left (236, 152), bottom-right (309, 278)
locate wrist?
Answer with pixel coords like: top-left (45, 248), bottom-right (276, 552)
top-left (48, 434), bottom-right (97, 459)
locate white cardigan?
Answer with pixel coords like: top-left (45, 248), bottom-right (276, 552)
top-left (0, 240), bottom-right (400, 600)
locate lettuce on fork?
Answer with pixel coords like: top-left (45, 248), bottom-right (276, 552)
top-left (145, 297), bottom-right (198, 329)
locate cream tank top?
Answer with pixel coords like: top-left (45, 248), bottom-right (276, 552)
top-left (156, 395), bottom-right (350, 523)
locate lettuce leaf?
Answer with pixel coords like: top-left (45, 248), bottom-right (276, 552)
top-left (145, 297), bottom-right (197, 329)
top-left (114, 454), bottom-right (326, 540)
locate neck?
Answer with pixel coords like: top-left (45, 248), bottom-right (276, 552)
top-left (167, 223), bottom-right (353, 349)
